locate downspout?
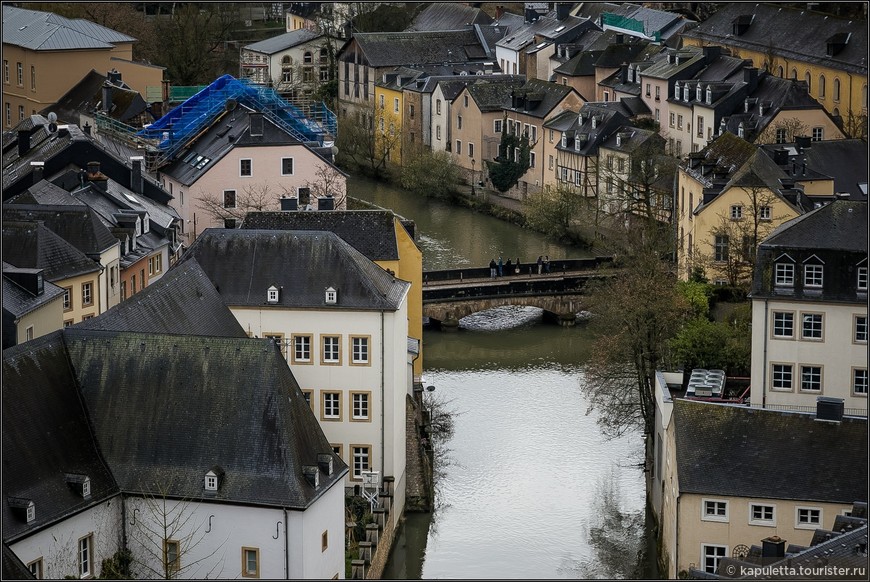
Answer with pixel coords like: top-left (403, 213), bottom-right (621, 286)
top-left (381, 311), bottom-right (386, 477)
top-left (283, 508), bottom-right (289, 579)
top-left (121, 494), bottom-right (128, 551)
top-left (762, 299), bottom-right (769, 408)
top-left (675, 495), bottom-right (681, 577)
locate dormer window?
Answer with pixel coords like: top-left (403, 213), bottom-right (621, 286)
top-left (26, 504), bottom-right (35, 522)
top-left (591, 116), bottom-right (597, 129)
top-left (561, 133), bottom-right (567, 148)
top-left (135, 216), bottom-right (141, 237)
top-left (674, 82), bottom-right (680, 99)
top-left (267, 285), bottom-right (279, 304)
top-left (683, 84), bottom-right (690, 102)
top-left (204, 466), bottom-right (224, 492)
top-left (66, 474), bottom-right (91, 498)
top-left (774, 255), bottom-right (796, 287)
top-left (616, 134), bottom-right (622, 147)
top-left (142, 215), bottom-right (150, 234)
top-left (696, 84), bottom-right (703, 101)
top-left (9, 498), bottom-right (35, 523)
top-left (858, 262), bottom-right (868, 291)
top-left (325, 287), bottom-right (337, 304)
top-left (738, 123), bottom-right (745, 138)
top-left (803, 256), bottom-right (824, 288)
top-left (706, 86), bottom-right (713, 104)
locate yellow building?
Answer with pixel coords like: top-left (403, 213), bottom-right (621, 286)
top-left (2, 5), bottom-right (164, 129)
top-left (683, 3), bottom-right (867, 137)
top-left (374, 74), bottom-right (407, 166)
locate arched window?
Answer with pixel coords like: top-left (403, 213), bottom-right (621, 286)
top-left (819, 74), bottom-right (826, 98)
top-left (777, 65), bottom-right (784, 77)
top-left (833, 108), bottom-right (840, 117)
top-left (303, 51), bottom-right (313, 64)
top-left (791, 68), bottom-right (797, 80)
top-left (833, 78), bottom-right (840, 101)
top-left (805, 72), bottom-right (811, 92)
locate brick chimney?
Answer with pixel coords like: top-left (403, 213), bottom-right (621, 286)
top-left (761, 536), bottom-right (785, 560)
top-left (130, 156), bottom-right (144, 194)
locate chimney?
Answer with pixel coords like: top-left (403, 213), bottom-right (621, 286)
top-left (761, 536), bottom-right (786, 560)
top-left (743, 67), bottom-right (759, 92)
top-left (82, 122), bottom-right (92, 136)
top-left (495, 5), bottom-right (504, 21)
top-left (280, 197), bottom-right (298, 211)
top-left (556, 3), bottom-right (571, 21)
top-left (795, 135), bottom-right (811, 152)
top-left (107, 69), bottom-right (122, 84)
top-left (102, 82), bottom-right (113, 113)
top-left (302, 465), bottom-right (320, 488)
top-left (816, 396), bottom-right (845, 422)
top-left (57, 125), bottom-right (70, 138)
top-left (130, 156), bottom-right (144, 194)
top-left (317, 195), bottom-right (335, 211)
top-left (616, 33), bottom-right (624, 44)
top-left (317, 453), bottom-right (334, 476)
top-left (703, 45), bottom-right (721, 62)
top-left (30, 161), bottom-right (45, 185)
top-left (17, 129), bottom-right (31, 157)
top-left (87, 161), bottom-right (101, 177)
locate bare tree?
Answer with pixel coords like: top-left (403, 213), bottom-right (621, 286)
top-left (127, 482), bottom-right (226, 579)
top-left (335, 102), bottom-right (402, 178)
top-left (523, 182), bottom-right (587, 241)
top-left (196, 182), bottom-right (285, 227)
top-left (754, 116), bottom-right (809, 144)
top-left (303, 162), bottom-right (348, 209)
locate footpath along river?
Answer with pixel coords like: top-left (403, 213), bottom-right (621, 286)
top-left (348, 176), bottom-right (648, 579)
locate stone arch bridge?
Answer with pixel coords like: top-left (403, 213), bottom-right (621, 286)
top-left (422, 257), bottom-right (616, 330)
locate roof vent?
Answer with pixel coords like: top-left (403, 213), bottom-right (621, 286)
top-left (816, 397), bottom-right (845, 422)
top-left (302, 465), bottom-right (320, 488)
top-left (317, 453), bottom-right (334, 476)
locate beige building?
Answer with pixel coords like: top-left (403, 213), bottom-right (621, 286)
top-left (650, 383), bottom-right (867, 578)
top-left (2, 5), bottom-right (164, 129)
top-left (2, 266), bottom-right (64, 349)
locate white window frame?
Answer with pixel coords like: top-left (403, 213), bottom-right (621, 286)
top-left (240, 158), bottom-right (253, 177)
top-left (322, 335), bottom-right (340, 364)
top-left (772, 311), bottom-right (794, 339)
top-left (351, 391), bottom-right (370, 421)
top-left (760, 205), bottom-right (772, 221)
top-left (858, 266), bottom-right (868, 291)
top-left (701, 544), bottom-right (727, 574)
top-left (795, 506), bottom-right (822, 529)
top-left (799, 364), bottom-right (823, 392)
top-left (772, 363), bottom-right (793, 391)
top-left (205, 474), bottom-right (218, 490)
top-left (730, 204), bottom-right (743, 219)
top-left (804, 264), bottom-right (823, 288)
top-left (351, 445), bottom-right (370, 479)
top-left (701, 498), bottom-right (729, 522)
top-left (322, 391), bottom-right (341, 420)
top-left (774, 262), bottom-right (794, 286)
top-left (79, 534), bottom-right (93, 578)
top-left (351, 336), bottom-right (369, 364)
top-left (281, 157), bottom-right (294, 176)
top-left (801, 312), bottom-right (824, 340)
top-left (293, 334), bottom-right (312, 364)
top-left (749, 503), bottom-right (776, 526)
top-left (811, 127), bottom-right (824, 141)
top-left (855, 315), bottom-right (868, 343)
top-left (853, 368), bottom-right (868, 396)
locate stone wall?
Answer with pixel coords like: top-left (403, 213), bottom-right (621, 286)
top-left (404, 393), bottom-right (432, 511)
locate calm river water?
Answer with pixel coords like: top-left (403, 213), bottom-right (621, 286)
top-left (348, 177), bottom-right (648, 579)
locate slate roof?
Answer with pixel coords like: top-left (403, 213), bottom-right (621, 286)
top-left (2, 4), bottom-right (135, 51)
top-left (2, 331), bottom-right (121, 543)
top-left (405, 3), bottom-right (493, 32)
top-left (496, 11), bottom-right (594, 52)
top-left (2, 544), bottom-right (34, 580)
top-left (241, 210), bottom-right (401, 261)
top-left (62, 329), bottom-right (347, 506)
top-left (178, 229), bottom-right (410, 311)
top-left (76, 258), bottom-right (246, 337)
top-left (3, 204), bottom-right (119, 257)
top-left (2, 221), bottom-right (100, 282)
top-left (640, 46), bottom-right (706, 80)
top-left (46, 69), bottom-right (148, 126)
top-left (467, 76), bottom-right (528, 112)
top-left (545, 104), bottom-right (630, 157)
top-left (2, 263), bottom-right (65, 320)
top-left (683, 2), bottom-right (868, 76)
top-left (243, 28), bottom-right (322, 54)
top-left (350, 29), bottom-right (493, 67)
top-left (762, 139), bottom-right (869, 200)
top-left (504, 78), bottom-right (578, 119)
top-left (673, 400), bottom-right (867, 503)
top-left (758, 199), bottom-right (868, 253)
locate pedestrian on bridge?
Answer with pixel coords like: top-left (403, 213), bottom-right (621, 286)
top-left (537, 255), bottom-right (543, 274)
top-left (544, 255), bottom-right (550, 273)
top-left (505, 258), bottom-right (512, 274)
top-left (497, 257), bottom-right (503, 277)
top-left (515, 258), bottom-right (521, 275)
top-left (489, 258), bottom-right (497, 278)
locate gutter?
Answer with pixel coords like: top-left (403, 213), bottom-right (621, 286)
top-left (381, 310), bottom-right (386, 477)
top-left (762, 298), bottom-right (768, 408)
top-left (283, 507), bottom-right (289, 579)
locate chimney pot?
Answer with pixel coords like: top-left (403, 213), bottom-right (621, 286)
top-left (30, 161), bottom-right (45, 185)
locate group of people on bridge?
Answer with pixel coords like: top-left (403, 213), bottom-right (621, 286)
top-left (489, 255), bottom-right (550, 278)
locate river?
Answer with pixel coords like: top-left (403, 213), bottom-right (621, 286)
top-left (348, 176), bottom-right (648, 579)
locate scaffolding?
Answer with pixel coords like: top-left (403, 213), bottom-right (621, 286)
top-left (135, 75), bottom-right (336, 170)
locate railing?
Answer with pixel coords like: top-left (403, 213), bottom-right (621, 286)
top-left (423, 257), bottom-right (615, 284)
top-left (746, 403), bottom-right (867, 418)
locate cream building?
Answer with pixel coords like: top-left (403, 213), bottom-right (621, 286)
top-left (2, 265), bottom-right (64, 348)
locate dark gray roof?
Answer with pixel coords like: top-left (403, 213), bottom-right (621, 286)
top-left (640, 46), bottom-right (705, 79)
top-left (45, 69), bottom-right (148, 126)
top-left (178, 229), bottom-right (409, 311)
top-left (3, 331), bottom-right (121, 543)
top-left (63, 329), bottom-right (346, 506)
top-left (2, 221), bottom-right (100, 282)
top-left (2, 5), bottom-right (135, 51)
top-left (683, 2), bottom-right (868, 76)
top-left (3, 203), bottom-right (120, 257)
top-left (2, 264), bottom-right (65, 320)
top-left (504, 78), bottom-right (578, 119)
top-left (765, 139), bottom-right (869, 200)
top-left (760, 199), bottom-right (868, 253)
top-left (350, 29), bottom-right (492, 67)
top-left (405, 3), bottom-right (493, 32)
top-left (76, 258), bottom-right (246, 337)
top-left (673, 400), bottom-right (867, 503)
top-left (554, 49), bottom-right (601, 77)
top-left (241, 210), bottom-right (401, 261)
top-left (467, 76), bottom-right (528, 112)
top-left (544, 104), bottom-right (630, 156)
top-left (496, 11), bottom-right (594, 52)
top-left (2, 544), bottom-right (34, 580)
top-left (244, 28), bottom-right (322, 54)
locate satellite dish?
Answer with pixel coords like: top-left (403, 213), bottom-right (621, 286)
top-left (47, 112), bottom-right (57, 123)
top-left (48, 122), bottom-right (58, 133)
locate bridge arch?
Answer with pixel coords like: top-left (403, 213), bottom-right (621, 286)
top-left (424, 294), bottom-right (586, 330)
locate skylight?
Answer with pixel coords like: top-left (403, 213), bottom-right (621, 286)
top-left (124, 193), bottom-right (140, 204)
top-left (554, 25), bottom-right (565, 32)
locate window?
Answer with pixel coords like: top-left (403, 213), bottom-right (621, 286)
top-left (548, 155), bottom-right (554, 170)
top-left (325, 287), bottom-right (337, 304)
top-left (436, 99), bottom-right (441, 114)
top-left (529, 151), bottom-right (535, 168)
top-left (811, 127), bottom-right (824, 141)
top-left (394, 98), bottom-right (399, 113)
top-left (833, 78), bottom-right (840, 101)
top-left (63, 287), bottom-right (72, 311)
top-left (494, 119), bottom-right (502, 133)
top-left (164, 540), bottom-right (180, 575)
top-left (856, 316), bottom-right (867, 343)
top-left (456, 140), bottom-right (461, 155)
top-left (205, 474), bottom-right (218, 490)
top-left (223, 190), bottom-right (236, 208)
top-left (669, 112), bottom-right (675, 128)
top-left (132, 274), bottom-right (137, 294)
top-left (436, 126), bottom-right (441, 140)
top-left (351, 392), bottom-right (370, 420)
top-left (27, 558), bottom-right (43, 579)
top-left (242, 547), bottom-right (260, 578)
top-left (655, 85), bottom-right (660, 100)
top-left (858, 266), bottom-right (868, 290)
top-left (240, 158), bottom-right (252, 176)
top-left (79, 534), bottom-right (93, 578)
top-left (292, 334), bottom-right (312, 363)
top-left (18, 105), bottom-right (24, 122)
top-left (697, 115), bottom-right (704, 137)
top-left (351, 336), bottom-right (369, 364)
top-left (702, 545), bottom-right (726, 574)
top-left (805, 71), bottom-right (812, 91)
top-left (352, 445), bottom-right (370, 479)
top-left (120, 282), bottom-right (126, 302)
top-left (804, 264), bottom-right (823, 287)
top-left (322, 391), bottom-right (341, 420)
top-left (730, 205), bottom-right (743, 219)
top-left (321, 335), bottom-right (340, 364)
top-left (82, 282), bottom-right (93, 307)
top-left (530, 125), bottom-right (537, 143)
top-left (775, 263), bottom-right (794, 286)
top-left (17, 62), bottom-right (23, 85)
top-left (3, 60), bottom-right (7, 83)
top-left (772, 363), bottom-right (793, 391)
top-left (379, 94), bottom-right (384, 109)
top-left (645, 83), bottom-right (650, 97)
top-left (409, 104), bottom-right (414, 119)
top-left (854, 368), bottom-right (868, 396)
top-left (760, 206), bottom-right (772, 220)
top-left (750, 504), bottom-right (775, 525)
top-left (702, 499), bottom-right (729, 522)
top-left (468, 142), bottom-right (474, 158)
top-left (714, 235), bottom-right (729, 262)
top-left (675, 140), bottom-right (682, 156)
top-left (800, 365), bottom-right (822, 392)
top-left (5, 102), bottom-right (10, 127)
top-left (796, 507), bottom-right (821, 528)
top-left (801, 313), bottom-right (823, 340)
top-left (677, 114), bottom-right (683, 130)
top-left (457, 115), bottom-right (462, 129)
top-left (31, 65), bottom-right (36, 90)
top-left (322, 530), bottom-right (329, 552)
top-left (281, 158), bottom-right (294, 175)
top-left (775, 127), bottom-right (788, 143)
top-left (819, 75), bottom-right (826, 98)
top-left (772, 312), bottom-right (794, 338)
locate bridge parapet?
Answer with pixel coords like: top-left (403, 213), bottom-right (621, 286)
top-left (423, 256), bottom-right (614, 284)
